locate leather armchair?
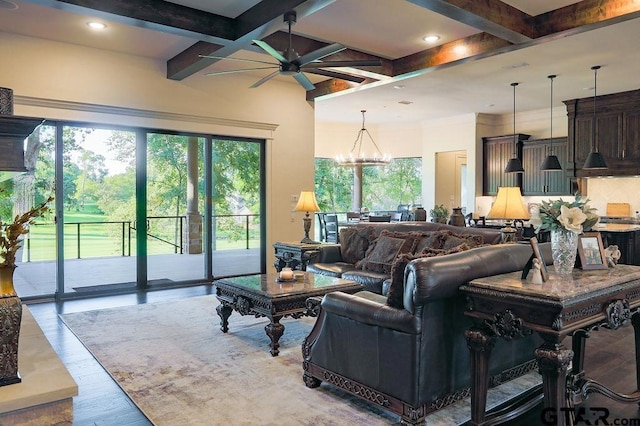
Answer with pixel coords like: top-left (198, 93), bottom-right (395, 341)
top-left (302, 242), bottom-right (552, 425)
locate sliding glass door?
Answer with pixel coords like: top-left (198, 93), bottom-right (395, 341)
top-left (61, 126), bottom-right (137, 293)
top-left (9, 120), bottom-right (266, 299)
top-left (146, 133), bottom-right (206, 285)
top-left (211, 138), bottom-right (264, 277)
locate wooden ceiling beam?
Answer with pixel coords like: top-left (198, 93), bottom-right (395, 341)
top-left (307, 0), bottom-right (640, 101)
top-left (21, 0), bottom-right (236, 43)
top-left (534, 0), bottom-right (640, 36)
top-left (405, 0), bottom-right (534, 43)
top-left (167, 0), bottom-right (334, 80)
top-left (392, 32), bottom-right (510, 76)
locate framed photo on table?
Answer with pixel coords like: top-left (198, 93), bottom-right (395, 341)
top-left (577, 232), bottom-right (608, 270)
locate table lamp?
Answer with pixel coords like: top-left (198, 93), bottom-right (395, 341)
top-left (486, 187), bottom-right (531, 243)
top-left (294, 191), bottom-right (320, 244)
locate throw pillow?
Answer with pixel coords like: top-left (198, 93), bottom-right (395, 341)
top-left (339, 226), bottom-right (375, 264)
top-left (358, 233), bottom-right (416, 274)
top-left (386, 242), bottom-right (472, 309)
top-left (441, 231), bottom-right (484, 251)
top-left (413, 230), bottom-right (448, 253)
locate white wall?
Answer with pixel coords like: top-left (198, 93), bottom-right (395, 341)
top-left (0, 31), bottom-right (316, 251)
top-left (422, 113), bottom-right (479, 215)
top-left (314, 120), bottom-right (422, 159)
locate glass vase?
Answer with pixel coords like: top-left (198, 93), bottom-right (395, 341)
top-left (550, 229), bottom-right (579, 275)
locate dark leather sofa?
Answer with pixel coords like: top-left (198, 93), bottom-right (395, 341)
top-left (306, 222), bottom-right (504, 295)
top-left (302, 242), bottom-right (552, 425)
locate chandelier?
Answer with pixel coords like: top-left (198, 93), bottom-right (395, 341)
top-left (336, 110), bottom-right (391, 166)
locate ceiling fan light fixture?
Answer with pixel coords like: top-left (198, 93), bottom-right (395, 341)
top-left (505, 82), bottom-right (524, 174)
top-left (583, 65), bottom-right (608, 170)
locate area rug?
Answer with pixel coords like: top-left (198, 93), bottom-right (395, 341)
top-left (60, 295), bottom-right (541, 425)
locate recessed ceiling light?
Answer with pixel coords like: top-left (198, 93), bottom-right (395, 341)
top-left (87, 21), bottom-right (107, 30)
top-left (423, 35), bottom-right (440, 43)
top-left (393, 85), bottom-right (405, 90)
top-left (398, 100), bottom-right (413, 105)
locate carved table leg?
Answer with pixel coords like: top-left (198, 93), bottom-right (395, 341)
top-left (265, 316), bottom-right (285, 357)
top-left (535, 341), bottom-right (573, 426)
top-left (632, 311), bottom-right (640, 403)
top-left (465, 327), bottom-right (496, 426)
top-left (216, 302), bottom-right (233, 333)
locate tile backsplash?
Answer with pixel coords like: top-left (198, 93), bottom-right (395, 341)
top-left (585, 177), bottom-right (640, 217)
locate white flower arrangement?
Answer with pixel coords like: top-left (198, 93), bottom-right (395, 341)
top-left (529, 193), bottom-right (599, 234)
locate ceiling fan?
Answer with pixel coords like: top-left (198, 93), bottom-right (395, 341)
top-left (202, 11), bottom-right (381, 91)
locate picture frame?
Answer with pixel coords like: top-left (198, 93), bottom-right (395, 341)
top-left (578, 232), bottom-right (608, 270)
top-left (529, 237), bottom-right (549, 282)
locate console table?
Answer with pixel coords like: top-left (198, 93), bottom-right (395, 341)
top-left (460, 265), bottom-right (640, 426)
top-left (273, 241), bottom-right (323, 272)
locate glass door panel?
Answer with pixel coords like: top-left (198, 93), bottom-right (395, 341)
top-left (146, 133), bottom-right (205, 285)
top-left (211, 138), bottom-right (262, 277)
top-left (62, 126), bottom-right (136, 294)
top-left (3, 124), bottom-right (57, 298)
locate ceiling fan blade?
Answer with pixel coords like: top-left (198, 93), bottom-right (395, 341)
top-left (205, 66), bottom-right (279, 76)
top-left (253, 40), bottom-right (287, 63)
top-left (302, 59), bottom-right (382, 68)
top-left (293, 72), bottom-right (315, 91)
top-left (199, 55), bottom-right (278, 66)
top-left (304, 68), bottom-right (366, 83)
top-left (298, 43), bottom-right (346, 65)
top-left (249, 70), bottom-right (281, 88)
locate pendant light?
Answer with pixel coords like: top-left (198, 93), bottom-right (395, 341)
top-left (336, 110), bottom-right (391, 166)
top-left (583, 65), bottom-right (608, 170)
top-left (504, 82), bottom-right (524, 173)
top-left (540, 74), bottom-right (562, 171)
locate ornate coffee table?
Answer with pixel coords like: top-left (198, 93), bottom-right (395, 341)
top-left (214, 273), bottom-right (363, 356)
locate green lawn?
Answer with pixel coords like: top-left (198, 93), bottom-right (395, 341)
top-left (22, 206), bottom-right (260, 262)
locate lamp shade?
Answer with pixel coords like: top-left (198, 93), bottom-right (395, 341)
top-left (294, 191), bottom-right (320, 213)
top-left (486, 187), bottom-right (530, 220)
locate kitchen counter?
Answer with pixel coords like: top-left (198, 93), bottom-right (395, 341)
top-left (593, 223), bottom-right (640, 232)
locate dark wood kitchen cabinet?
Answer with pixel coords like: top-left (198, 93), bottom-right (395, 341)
top-left (482, 134), bottom-right (529, 195)
top-left (565, 88), bottom-right (640, 177)
top-left (599, 228), bottom-right (640, 266)
top-left (521, 137), bottom-right (571, 195)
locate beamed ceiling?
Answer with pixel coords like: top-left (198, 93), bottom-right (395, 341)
top-left (3, 0), bottom-right (640, 123)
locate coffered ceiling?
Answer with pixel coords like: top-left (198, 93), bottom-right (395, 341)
top-left (1, 0), bottom-right (639, 124)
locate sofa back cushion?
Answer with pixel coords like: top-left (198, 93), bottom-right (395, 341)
top-left (440, 230), bottom-right (484, 250)
top-left (356, 230), bottom-right (419, 274)
top-left (339, 226), bottom-right (376, 264)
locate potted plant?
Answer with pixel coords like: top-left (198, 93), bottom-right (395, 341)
top-left (0, 194), bottom-right (52, 386)
top-left (429, 204), bottom-right (449, 224)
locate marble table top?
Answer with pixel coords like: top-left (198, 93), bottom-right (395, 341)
top-left (466, 264), bottom-right (640, 305)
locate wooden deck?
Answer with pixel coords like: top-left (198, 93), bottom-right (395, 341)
top-left (13, 248), bottom-right (261, 299)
